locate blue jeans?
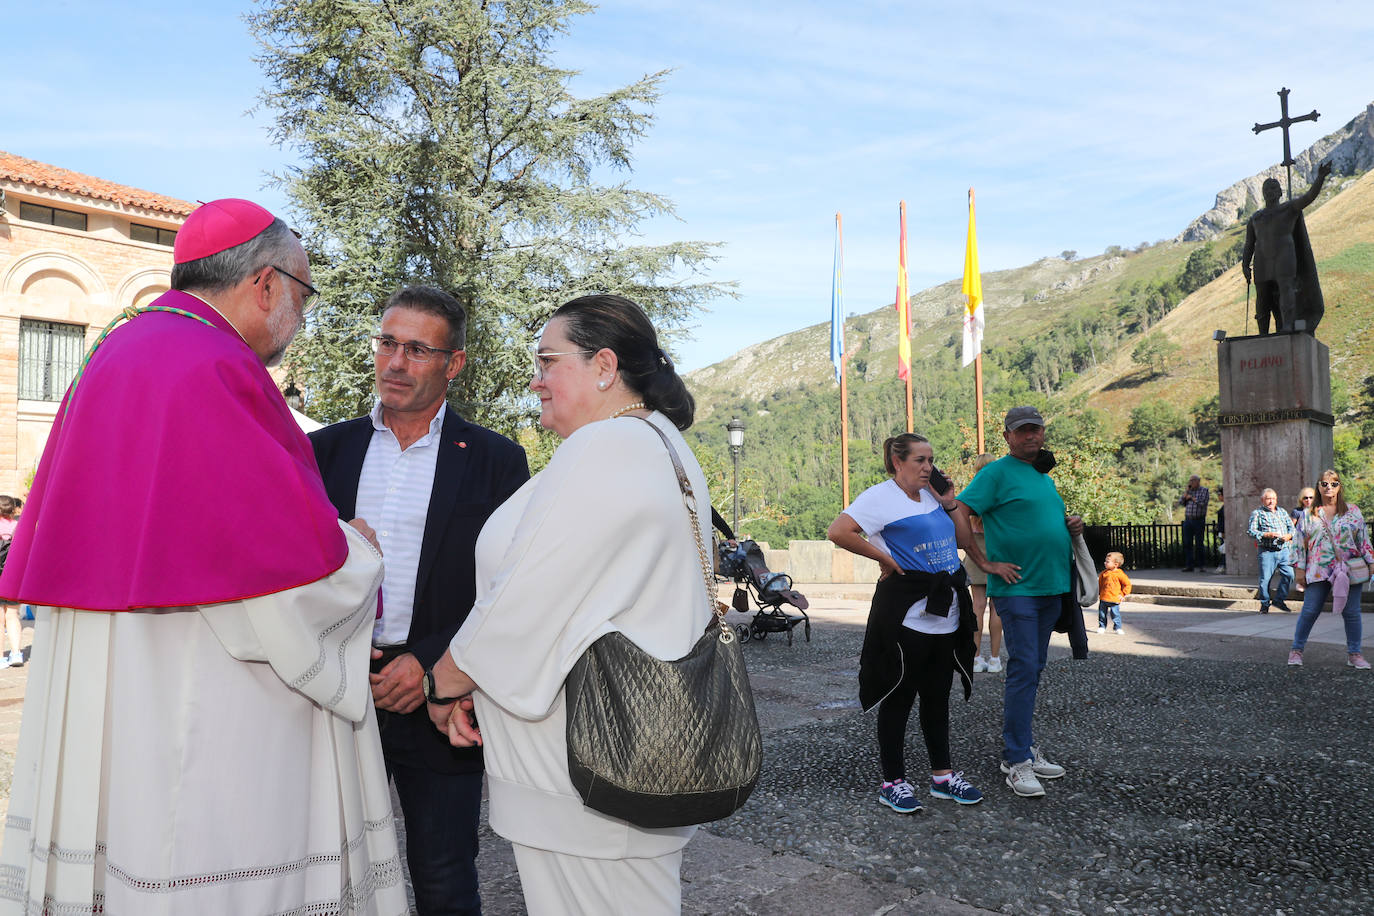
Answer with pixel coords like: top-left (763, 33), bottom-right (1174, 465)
top-left (1291, 579), bottom-right (1364, 654)
top-left (1098, 601), bottom-right (1122, 630)
top-left (1181, 518), bottom-right (1205, 568)
top-left (1257, 548), bottom-right (1294, 607)
top-left (997, 594), bottom-right (1063, 765)
top-left (389, 762), bottom-right (484, 916)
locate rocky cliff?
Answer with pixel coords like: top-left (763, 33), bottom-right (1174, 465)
top-left (1180, 102), bottom-right (1374, 241)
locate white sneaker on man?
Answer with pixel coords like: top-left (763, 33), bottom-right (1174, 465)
top-left (1096, 626), bottom-right (1106, 634)
top-left (1000, 745), bottom-right (1065, 780)
top-left (1004, 759), bottom-right (1045, 797)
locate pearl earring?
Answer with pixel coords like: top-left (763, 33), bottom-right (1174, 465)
top-left (598, 381), bottom-right (608, 390)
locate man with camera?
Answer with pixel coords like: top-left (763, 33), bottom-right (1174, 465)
top-left (1180, 475), bottom-right (1210, 572)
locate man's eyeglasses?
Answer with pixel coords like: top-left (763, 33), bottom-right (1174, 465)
top-left (1319, 481), bottom-right (1342, 489)
top-left (372, 335), bottom-right (459, 363)
top-left (532, 348), bottom-right (596, 380)
top-left (272, 265), bottom-right (319, 313)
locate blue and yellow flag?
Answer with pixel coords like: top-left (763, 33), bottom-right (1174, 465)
top-left (896, 202), bottom-right (911, 381)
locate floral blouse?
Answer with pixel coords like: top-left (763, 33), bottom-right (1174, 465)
top-left (1294, 504), bottom-right (1374, 582)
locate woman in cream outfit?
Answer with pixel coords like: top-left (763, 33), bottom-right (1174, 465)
top-left (426, 294), bottom-right (712, 914)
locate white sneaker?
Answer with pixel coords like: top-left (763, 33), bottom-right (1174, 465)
top-left (1002, 745), bottom-right (1065, 780)
top-left (973, 656), bottom-right (988, 673)
top-left (1029, 745), bottom-right (1065, 778)
top-left (1113, 628), bottom-right (1125, 635)
top-left (986, 656), bottom-right (1002, 673)
top-left (0, 655), bottom-right (11, 670)
top-left (1096, 626), bottom-right (1106, 634)
top-left (1004, 759), bottom-right (1045, 797)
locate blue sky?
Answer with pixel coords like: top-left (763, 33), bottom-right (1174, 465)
top-left (6, 1), bottom-right (1372, 370)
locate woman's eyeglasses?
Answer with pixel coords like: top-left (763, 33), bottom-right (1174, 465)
top-left (1319, 481), bottom-right (1341, 489)
top-left (532, 348), bottom-right (595, 380)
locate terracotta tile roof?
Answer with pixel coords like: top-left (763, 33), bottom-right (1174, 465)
top-left (0, 150), bottom-right (195, 218)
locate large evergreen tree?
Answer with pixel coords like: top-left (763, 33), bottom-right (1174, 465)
top-left (249, 0), bottom-right (727, 429)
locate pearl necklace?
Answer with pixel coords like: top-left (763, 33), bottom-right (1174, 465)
top-left (609, 401), bottom-right (647, 419)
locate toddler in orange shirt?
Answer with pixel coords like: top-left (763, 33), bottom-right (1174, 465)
top-left (1097, 552), bottom-right (1132, 634)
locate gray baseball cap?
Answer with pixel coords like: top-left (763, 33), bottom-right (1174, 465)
top-left (1004, 406), bottom-right (1045, 431)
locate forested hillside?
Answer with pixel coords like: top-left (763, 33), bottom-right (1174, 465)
top-left (687, 161), bottom-right (1374, 547)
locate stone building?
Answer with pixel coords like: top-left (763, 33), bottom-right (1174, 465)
top-left (0, 152), bottom-right (193, 493)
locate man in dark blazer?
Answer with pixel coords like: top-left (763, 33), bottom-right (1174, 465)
top-left (311, 286), bottom-right (528, 916)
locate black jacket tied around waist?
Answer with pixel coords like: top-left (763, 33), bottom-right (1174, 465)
top-left (859, 567), bottom-right (976, 712)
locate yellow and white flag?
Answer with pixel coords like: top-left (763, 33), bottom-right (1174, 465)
top-left (961, 188), bottom-right (984, 367)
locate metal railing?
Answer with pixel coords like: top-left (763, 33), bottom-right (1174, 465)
top-left (1083, 522), bottom-right (1221, 570)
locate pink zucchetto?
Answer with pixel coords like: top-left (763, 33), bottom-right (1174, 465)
top-left (173, 198), bottom-right (276, 264)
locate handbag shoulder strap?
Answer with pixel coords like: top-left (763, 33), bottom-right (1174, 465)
top-left (631, 416), bottom-right (731, 639)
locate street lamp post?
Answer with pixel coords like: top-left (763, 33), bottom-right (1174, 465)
top-left (726, 418), bottom-right (745, 532)
top-left (283, 381), bottom-right (304, 413)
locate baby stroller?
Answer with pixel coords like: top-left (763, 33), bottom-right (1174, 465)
top-left (717, 540), bottom-right (811, 645)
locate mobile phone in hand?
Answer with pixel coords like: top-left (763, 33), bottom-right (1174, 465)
top-left (930, 466), bottom-right (951, 495)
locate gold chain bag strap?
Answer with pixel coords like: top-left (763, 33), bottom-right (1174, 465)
top-left (564, 416), bottom-right (763, 828)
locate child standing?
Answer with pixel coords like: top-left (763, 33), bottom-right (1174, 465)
top-left (1097, 552), bottom-right (1131, 634)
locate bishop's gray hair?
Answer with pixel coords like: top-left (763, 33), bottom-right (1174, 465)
top-left (170, 218), bottom-right (298, 294)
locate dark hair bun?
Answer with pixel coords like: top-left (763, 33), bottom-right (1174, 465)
top-left (552, 294), bottom-right (695, 430)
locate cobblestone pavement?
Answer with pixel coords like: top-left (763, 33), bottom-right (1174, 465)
top-left (2, 594), bottom-right (1370, 915)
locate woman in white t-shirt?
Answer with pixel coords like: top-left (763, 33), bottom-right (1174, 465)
top-left (828, 433), bottom-right (1011, 815)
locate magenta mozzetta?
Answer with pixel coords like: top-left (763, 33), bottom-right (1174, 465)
top-left (0, 289), bottom-right (348, 610)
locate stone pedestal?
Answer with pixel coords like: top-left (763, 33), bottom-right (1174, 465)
top-left (1217, 333), bottom-right (1333, 578)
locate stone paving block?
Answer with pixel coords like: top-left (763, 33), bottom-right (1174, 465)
top-left (739, 866), bottom-right (918, 915)
top-left (887, 890), bottom-right (999, 914)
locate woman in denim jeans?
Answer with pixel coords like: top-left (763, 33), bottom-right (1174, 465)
top-left (1289, 469), bottom-right (1373, 669)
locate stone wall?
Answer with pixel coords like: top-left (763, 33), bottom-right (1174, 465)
top-left (753, 540), bottom-right (883, 584)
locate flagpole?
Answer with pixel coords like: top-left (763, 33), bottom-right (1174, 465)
top-left (974, 353), bottom-right (985, 454)
top-left (899, 201), bottom-right (914, 433)
top-left (970, 188), bottom-right (985, 453)
top-left (836, 213), bottom-right (851, 507)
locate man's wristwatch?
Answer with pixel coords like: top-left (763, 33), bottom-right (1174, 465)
top-left (422, 667), bottom-right (461, 706)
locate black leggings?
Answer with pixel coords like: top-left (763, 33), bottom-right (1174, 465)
top-left (877, 627), bottom-right (955, 781)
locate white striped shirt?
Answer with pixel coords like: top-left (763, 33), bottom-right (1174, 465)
top-left (356, 400), bottom-right (446, 646)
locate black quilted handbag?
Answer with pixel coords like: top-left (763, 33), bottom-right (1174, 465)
top-left (564, 418), bottom-right (762, 828)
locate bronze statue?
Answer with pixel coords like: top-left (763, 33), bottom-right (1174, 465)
top-left (1241, 159), bottom-right (1330, 335)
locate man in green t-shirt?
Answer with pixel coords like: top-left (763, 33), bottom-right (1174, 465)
top-left (954, 406), bottom-right (1083, 799)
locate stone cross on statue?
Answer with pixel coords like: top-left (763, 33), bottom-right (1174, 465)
top-left (1252, 87), bottom-right (1319, 199)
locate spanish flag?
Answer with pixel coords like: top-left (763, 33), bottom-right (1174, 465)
top-left (896, 201), bottom-right (911, 381)
top-left (962, 189), bottom-right (984, 367)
